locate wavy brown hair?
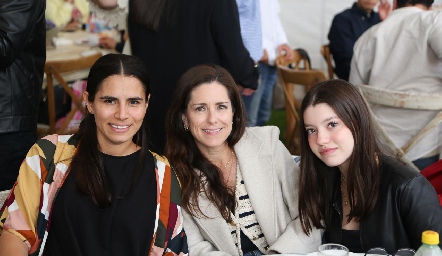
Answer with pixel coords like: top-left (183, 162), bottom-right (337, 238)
top-left (298, 79), bottom-right (383, 235)
top-left (164, 64), bottom-right (246, 220)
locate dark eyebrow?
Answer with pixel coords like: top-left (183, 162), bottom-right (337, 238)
top-left (99, 96), bottom-right (145, 101)
top-left (304, 116), bottom-right (339, 127)
top-left (322, 116), bottom-right (339, 124)
top-left (127, 97), bottom-right (144, 101)
top-left (100, 96), bottom-right (117, 100)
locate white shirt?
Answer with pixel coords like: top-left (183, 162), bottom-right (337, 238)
top-left (260, 0), bottom-right (288, 65)
top-left (350, 7), bottom-right (442, 161)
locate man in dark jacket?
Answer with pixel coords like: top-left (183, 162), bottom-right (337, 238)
top-left (328, 0), bottom-right (391, 81)
top-left (0, 0), bottom-right (46, 190)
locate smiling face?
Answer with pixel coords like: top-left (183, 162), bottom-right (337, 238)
top-left (357, 0), bottom-right (379, 12)
top-left (303, 103), bottom-right (355, 172)
top-left (84, 75), bottom-right (148, 154)
top-left (182, 81), bottom-right (234, 153)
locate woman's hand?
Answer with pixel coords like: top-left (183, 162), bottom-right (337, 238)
top-left (0, 230), bottom-right (28, 256)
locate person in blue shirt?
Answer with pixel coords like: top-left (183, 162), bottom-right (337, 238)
top-left (328, 0), bottom-right (391, 81)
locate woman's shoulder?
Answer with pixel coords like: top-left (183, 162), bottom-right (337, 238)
top-left (238, 126), bottom-right (282, 150)
top-left (36, 134), bottom-right (77, 159)
top-left (244, 126), bottom-right (280, 140)
top-left (150, 151), bottom-right (170, 167)
top-left (380, 155), bottom-right (422, 184)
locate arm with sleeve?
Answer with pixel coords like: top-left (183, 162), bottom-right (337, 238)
top-left (210, 0), bottom-right (259, 90)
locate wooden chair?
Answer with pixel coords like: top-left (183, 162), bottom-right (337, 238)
top-left (357, 85), bottom-right (442, 170)
top-left (39, 53), bottom-right (102, 136)
top-left (320, 44), bottom-right (335, 79)
top-left (276, 49), bottom-right (327, 155)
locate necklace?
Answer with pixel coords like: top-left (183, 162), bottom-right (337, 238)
top-left (341, 175), bottom-right (349, 206)
top-left (223, 151), bottom-right (236, 184)
top-left (223, 151), bottom-right (235, 170)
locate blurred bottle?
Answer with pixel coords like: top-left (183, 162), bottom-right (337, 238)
top-left (415, 231), bottom-right (442, 256)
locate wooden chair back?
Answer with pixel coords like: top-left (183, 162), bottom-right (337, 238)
top-left (39, 53), bottom-right (102, 136)
top-left (320, 44), bottom-right (335, 79)
top-left (357, 85), bottom-right (442, 170)
top-left (276, 49), bottom-right (327, 155)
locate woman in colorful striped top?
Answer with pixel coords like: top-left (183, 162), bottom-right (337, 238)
top-left (0, 54), bottom-right (188, 256)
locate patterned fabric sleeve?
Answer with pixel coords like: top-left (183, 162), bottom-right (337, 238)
top-left (0, 135), bottom-right (75, 254)
top-left (150, 153), bottom-right (188, 256)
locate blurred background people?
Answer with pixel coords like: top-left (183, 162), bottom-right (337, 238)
top-left (128, 0), bottom-right (259, 154)
top-left (99, 30), bottom-right (127, 53)
top-left (328, 0), bottom-right (391, 81)
top-left (236, 0), bottom-right (262, 97)
top-left (243, 0), bottom-right (294, 127)
top-left (0, 0), bottom-right (46, 191)
top-left (46, 0), bottom-right (90, 30)
top-left (165, 64), bottom-right (321, 255)
top-left (298, 79), bottom-right (442, 253)
top-left (0, 54), bottom-right (187, 255)
top-left (350, 0), bottom-right (442, 170)
top-left (89, 0), bottom-right (128, 52)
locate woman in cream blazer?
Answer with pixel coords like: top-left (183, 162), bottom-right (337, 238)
top-left (165, 64), bottom-right (321, 255)
top-left (183, 126), bottom-right (322, 255)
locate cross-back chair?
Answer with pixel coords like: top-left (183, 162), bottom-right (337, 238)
top-left (276, 49), bottom-right (327, 155)
top-left (357, 85), bottom-right (442, 170)
top-left (39, 53), bottom-right (102, 137)
top-left (320, 44), bottom-right (335, 79)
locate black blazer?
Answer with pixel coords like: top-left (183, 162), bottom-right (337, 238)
top-left (325, 155), bottom-right (442, 253)
top-left (0, 0), bottom-right (46, 133)
top-left (128, 0), bottom-right (259, 153)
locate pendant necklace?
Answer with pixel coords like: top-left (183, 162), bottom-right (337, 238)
top-left (341, 175), bottom-right (349, 206)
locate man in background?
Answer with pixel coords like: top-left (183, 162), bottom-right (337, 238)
top-left (244, 0), bottom-right (294, 127)
top-left (237, 0), bottom-right (262, 100)
top-left (328, 0), bottom-right (391, 81)
top-left (0, 0), bottom-right (46, 190)
top-left (350, 0), bottom-right (442, 170)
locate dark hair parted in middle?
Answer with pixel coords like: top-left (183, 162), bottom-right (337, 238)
top-left (298, 79), bottom-right (383, 234)
top-left (71, 53), bottom-right (151, 208)
top-left (165, 64), bottom-right (246, 220)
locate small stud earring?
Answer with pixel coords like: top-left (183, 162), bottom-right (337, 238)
top-left (184, 124), bottom-right (189, 131)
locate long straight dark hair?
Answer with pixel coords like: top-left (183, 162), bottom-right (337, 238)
top-left (132, 0), bottom-right (179, 31)
top-left (298, 79), bottom-right (382, 234)
top-left (70, 54), bottom-right (151, 208)
top-left (164, 64), bottom-right (247, 220)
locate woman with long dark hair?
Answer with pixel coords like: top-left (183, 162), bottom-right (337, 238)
top-left (0, 54), bottom-right (187, 255)
top-left (128, 0), bottom-right (259, 154)
top-left (298, 79), bottom-right (442, 253)
top-left (165, 64), bottom-right (321, 256)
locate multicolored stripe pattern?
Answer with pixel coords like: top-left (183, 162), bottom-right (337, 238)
top-left (0, 134), bottom-right (188, 255)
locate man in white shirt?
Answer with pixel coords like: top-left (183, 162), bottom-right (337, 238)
top-left (243, 0), bottom-right (293, 127)
top-left (349, 0), bottom-right (442, 170)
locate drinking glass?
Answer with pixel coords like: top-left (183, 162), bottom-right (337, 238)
top-left (318, 243), bottom-right (350, 256)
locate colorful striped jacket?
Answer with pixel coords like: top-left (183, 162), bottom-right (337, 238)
top-left (0, 134), bottom-right (188, 255)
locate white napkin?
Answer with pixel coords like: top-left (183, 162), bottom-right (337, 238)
top-left (52, 37), bottom-right (73, 47)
